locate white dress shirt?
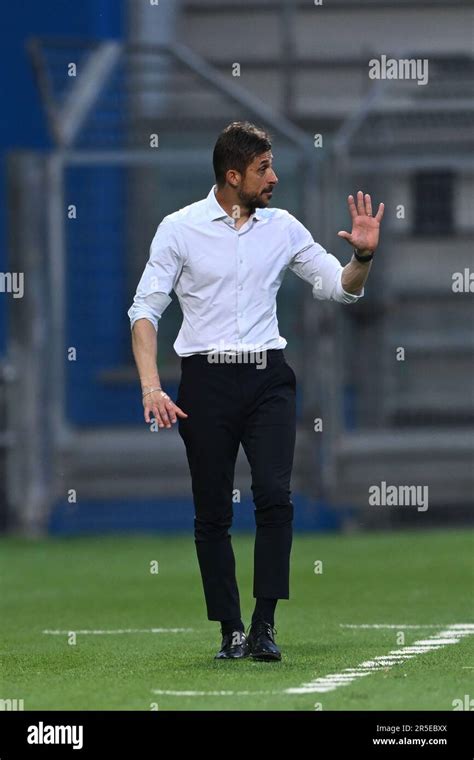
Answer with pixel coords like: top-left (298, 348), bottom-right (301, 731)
top-left (128, 185), bottom-right (363, 357)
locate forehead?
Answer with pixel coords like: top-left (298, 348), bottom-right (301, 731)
top-left (249, 151), bottom-right (274, 168)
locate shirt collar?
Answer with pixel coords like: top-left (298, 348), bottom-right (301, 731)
top-left (206, 185), bottom-right (264, 223)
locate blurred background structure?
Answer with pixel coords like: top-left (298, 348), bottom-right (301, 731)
top-left (1, 0), bottom-right (473, 536)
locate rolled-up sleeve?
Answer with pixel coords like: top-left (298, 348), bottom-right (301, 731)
top-left (287, 216), bottom-right (364, 304)
top-left (127, 219), bottom-right (184, 331)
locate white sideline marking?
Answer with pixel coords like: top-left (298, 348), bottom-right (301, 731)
top-left (340, 623), bottom-right (474, 630)
top-left (152, 689), bottom-right (279, 696)
top-left (416, 638), bottom-right (460, 645)
top-left (43, 628), bottom-right (194, 635)
top-left (391, 647), bottom-right (442, 653)
top-left (284, 626), bottom-right (474, 695)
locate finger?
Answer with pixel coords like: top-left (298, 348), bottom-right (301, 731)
top-left (164, 399), bottom-right (177, 424)
top-left (356, 190), bottom-right (365, 215)
top-left (145, 404), bottom-right (163, 427)
top-left (337, 230), bottom-right (352, 241)
top-left (347, 195), bottom-right (357, 220)
top-left (174, 405), bottom-right (189, 418)
top-left (158, 403), bottom-right (172, 427)
top-left (365, 193), bottom-right (373, 216)
top-left (152, 405), bottom-right (166, 428)
top-left (375, 202), bottom-right (385, 222)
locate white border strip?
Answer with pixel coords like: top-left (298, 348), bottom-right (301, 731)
top-left (340, 623), bottom-right (474, 630)
top-left (43, 628), bottom-right (194, 635)
top-left (152, 689), bottom-right (279, 696)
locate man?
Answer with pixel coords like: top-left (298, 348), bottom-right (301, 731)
top-left (128, 121), bottom-right (384, 662)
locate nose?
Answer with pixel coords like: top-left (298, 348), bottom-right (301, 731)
top-left (269, 170), bottom-right (278, 185)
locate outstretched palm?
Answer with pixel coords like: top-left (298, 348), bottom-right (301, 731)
top-left (338, 191), bottom-right (384, 256)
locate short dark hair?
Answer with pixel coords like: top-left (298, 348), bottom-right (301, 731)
top-left (213, 121), bottom-right (272, 187)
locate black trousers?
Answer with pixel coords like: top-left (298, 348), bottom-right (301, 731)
top-left (176, 348), bottom-right (296, 621)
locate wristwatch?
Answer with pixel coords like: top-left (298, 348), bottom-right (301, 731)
top-left (353, 248), bottom-right (374, 263)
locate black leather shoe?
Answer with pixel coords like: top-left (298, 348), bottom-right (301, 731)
top-left (247, 620), bottom-right (281, 661)
top-left (214, 630), bottom-right (250, 659)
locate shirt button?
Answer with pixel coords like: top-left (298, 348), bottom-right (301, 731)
top-left (238, 285), bottom-right (243, 291)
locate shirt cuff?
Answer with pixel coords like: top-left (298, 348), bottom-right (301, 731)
top-left (129, 314), bottom-right (158, 332)
top-left (334, 268), bottom-right (365, 303)
top-left (128, 292), bottom-right (173, 331)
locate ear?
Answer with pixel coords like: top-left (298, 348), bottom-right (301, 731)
top-left (226, 169), bottom-right (241, 188)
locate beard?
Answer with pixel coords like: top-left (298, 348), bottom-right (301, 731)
top-left (237, 186), bottom-right (273, 212)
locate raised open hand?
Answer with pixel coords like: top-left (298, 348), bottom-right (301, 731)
top-left (337, 191), bottom-right (384, 256)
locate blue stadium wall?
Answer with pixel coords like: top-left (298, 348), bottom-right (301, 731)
top-left (0, 0), bottom-right (124, 356)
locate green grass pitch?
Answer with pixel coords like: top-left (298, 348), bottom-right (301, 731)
top-left (1, 528), bottom-right (473, 711)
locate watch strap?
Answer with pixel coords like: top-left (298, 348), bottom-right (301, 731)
top-left (353, 248), bottom-right (374, 263)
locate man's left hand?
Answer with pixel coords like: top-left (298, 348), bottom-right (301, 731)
top-left (337, 191), bottom-right (384, 256)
